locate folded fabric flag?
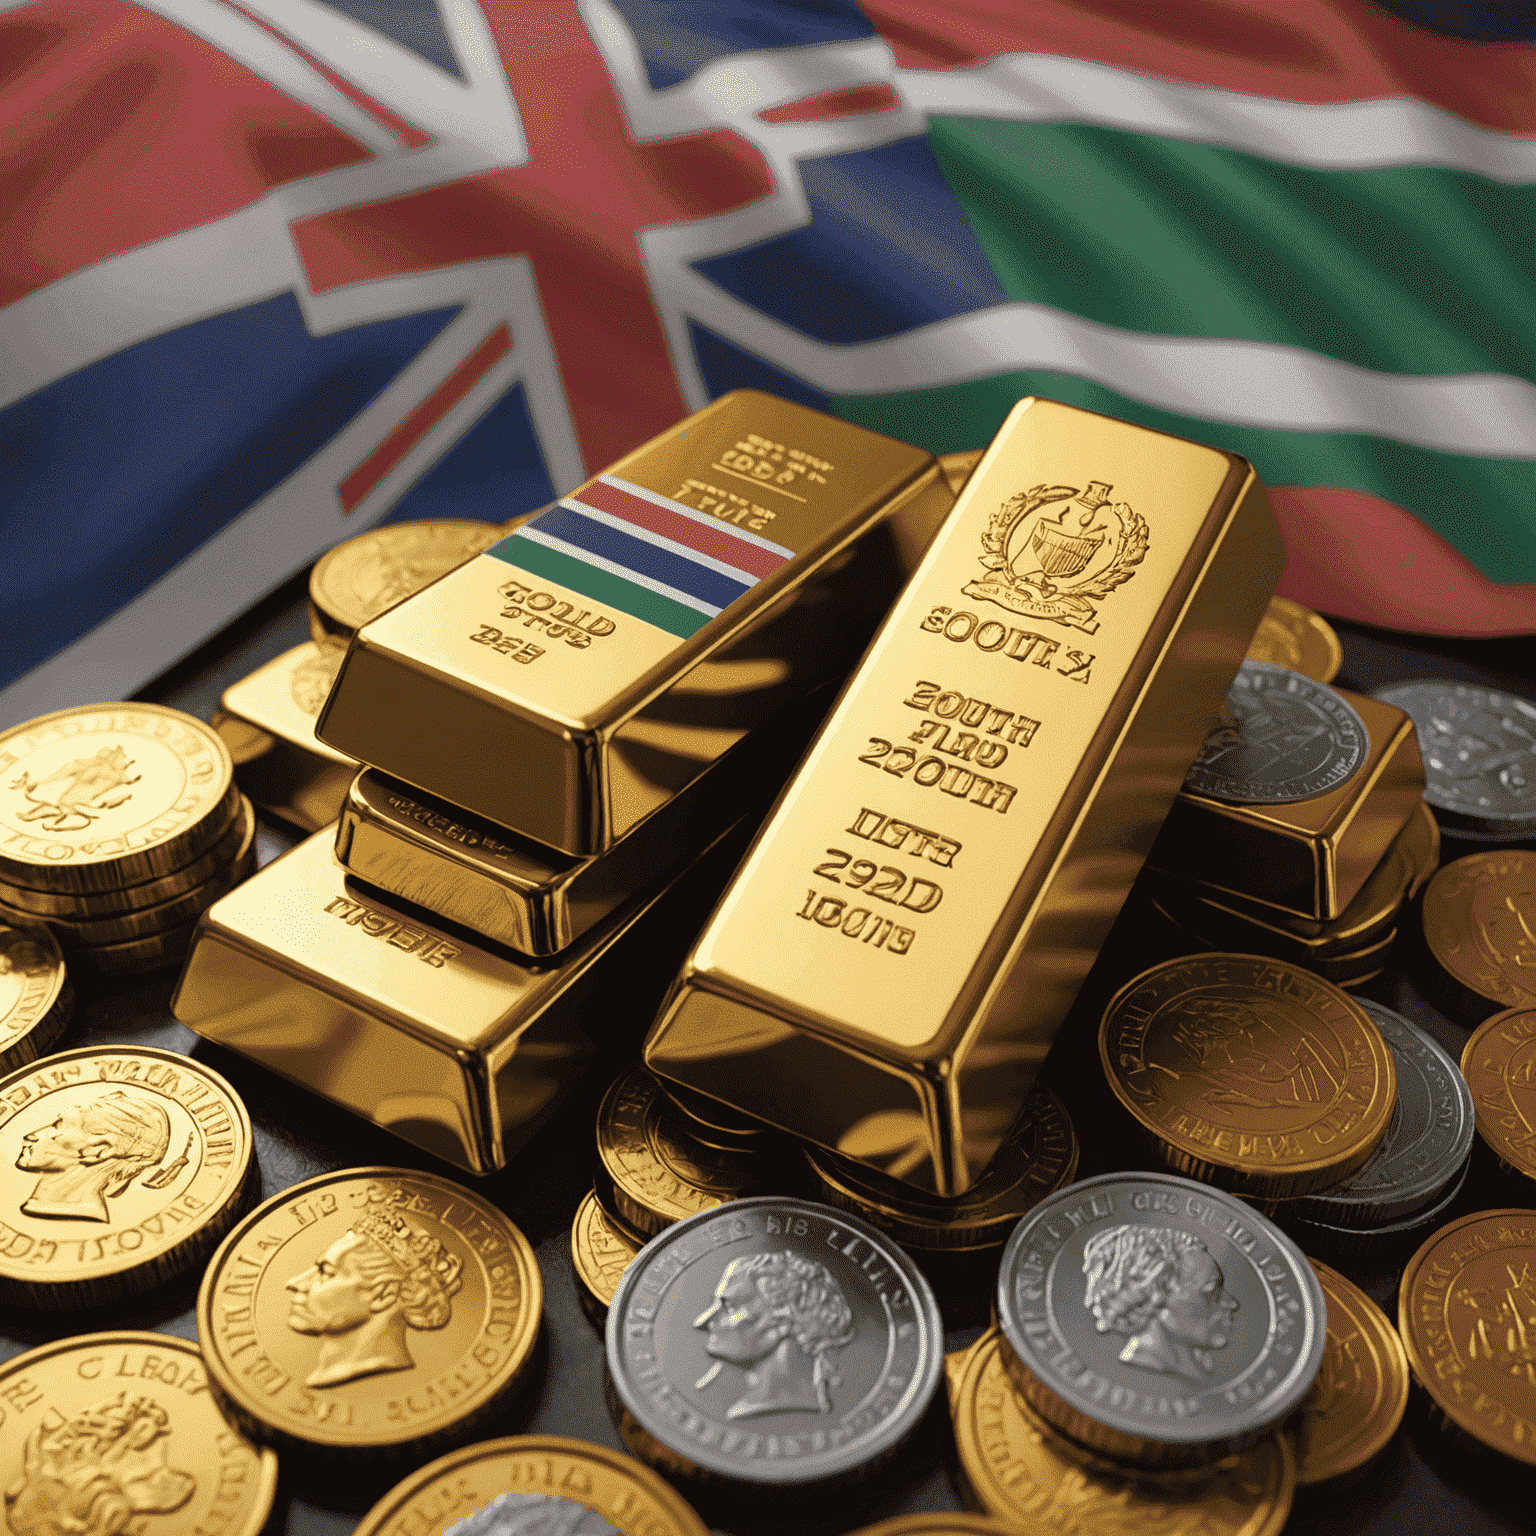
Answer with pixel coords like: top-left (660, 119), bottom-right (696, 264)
top-left (3, 0), bottom-right (1532, 724)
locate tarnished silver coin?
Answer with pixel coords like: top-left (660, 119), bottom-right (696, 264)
top-left (995, 1171), bottom-right (1326, 1468)
top-left (1373, 679), bottom-right (1536, 839)
top-left (1291, 999), bottom-right (1472, 1229)
top-left (1186, 661), bottom-right (1366, 804)
top-left (606, 1195), bottom-right (942, 1495)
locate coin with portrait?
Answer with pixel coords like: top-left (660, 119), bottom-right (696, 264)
top-left (197, 1167), bottom-right (541, 1453)
top-left (1461, 1006), bottom-right (1536, 1187)
top-left (0, 1046), bottom-right (253, 1308)
top-left (996, 1171), bottom-right (1326, 1467)
top-left (0, 920), bottom-right (71, 1073)
top-left (1184, 662), bottom-right (1366, 805)
top-left (0, 1332), bottom-right (276, 1536)
top-left (1245, 597), bottom-right (1342, 686)
top-left (606, 1195), bottom-right (942, 1495)
top-left (951, 1328), bottom-right (1294, 1534)
top-left (351, 1435), bottom-right (709, 1536)
top-left (1421, 851), bottom-right (1536, 1019)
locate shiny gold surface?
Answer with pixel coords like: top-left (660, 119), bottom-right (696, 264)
top-left (1150, 689), bottom-right (1423, 922)
top-left (570, 1187), bottom-right (643, 1313)
top-left (0, 920), bottom-right (71, 1072)
top-left (0, 1332), bottom-right (277, 1536)
top-left (1295, 1259), bottom-right (1408, 1484)
top-left (197, 1167), bottom-right (541, 1454)
top-left (172, 822), bottom-right (746, 1176)
top-left (0, 1046), bottom-right (253, 1307)
top-left (1399, 1208), bottom-right (1536, 1468)
top-left (318, 392), bottom-right (951, 856)
top-left (1461, 1007), bottom-right (1536, 1186)
top-left (1422, 852), bottom-right (1536, 1018)
top-left (309, 519), bottom-right (505, 646)
top-left (851, 1518), bottom-right (1014, 1536)
top-left (950, 1329), bottom-right (1294, 1535)
top-left (77, 911), bottom-right (205, 976)
top-left (646, 397), bottom-right (1284, 1195)
top-left (1100, 955), bottom-right (1396, 1199)
top-left (351, 1435), bottom-right (711, 1536)
top-left (1246, 597), bottom-right (1342, 684)
top-left (938, 448), bottom-right (985, 498)
top-left (0, 705), bottom-right (238, 894)
top-left (214, 642), bottom-right (358, 833)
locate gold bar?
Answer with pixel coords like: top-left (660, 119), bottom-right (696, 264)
top-left (644, 397), bottom-right (1284, 1195)
top-left (316, 391), bottom-right (950, 855)
top-left (171, 819), bottom-right (748, 1175)
top-left (212, 643), bottom-right (358, 833)
top-left (1146, 688), bottom-right (1423, 920)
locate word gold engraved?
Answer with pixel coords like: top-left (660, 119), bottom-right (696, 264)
top-left (495, 580), bottom-right (616, 648)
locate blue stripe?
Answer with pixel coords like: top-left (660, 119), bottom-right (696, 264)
top-left (529, 505), bottom-right (756, 610)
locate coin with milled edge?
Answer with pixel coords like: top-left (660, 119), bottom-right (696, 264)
top-left (351, 1435), bottom-right (711, 1536)
top-left (0, 705), bottom-right (238, 894)
top-left (0, 1046), bottom-right (253, 1308)
top-left (804, 1088), bottom-right (1078, 1252)
top-left (996, 1171), bottom-right (1327, 1467)
top-left (0, 920), bottom-right (72, 1072)
top-left (1399, 1208), bottom-right (1536, 1467)
top-left (851, 1518), bottom-right (1015, 1536)
top-left (1292, 999), bottom-right (1473, 1229)
top-left (952, 1328), bottom-right (1295, 1534)
top-left (1374, 679), bottom-right (1536, 839)
top-left (1293, 1259), bottom-right (1407, 1485)
top-left (1101, 954), bottom-right (1397, 1200)
top-left (1286, 1159), bottom-right (1469, 1261)
top-left (198, 1167), bottom-right (542, 1454)
top-left (0, 1331), bottom-right (277, 1536)
top-left (572, 1188), bottom-right (644, 1315)
top-left (606, 1195), bottom-right (943, 1495)
top-left (310, 520), bottom-right (504, 645)
top-left (1421, 851), bottom-right (1536, 1019)
top-left (1461, 1006), bottom-right (1536, 1188)
top-left (1185, 662), bottom-right (1366, 804)
top-left (1246, 597), bottom-right (1343, 685)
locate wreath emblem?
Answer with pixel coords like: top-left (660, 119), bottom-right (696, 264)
top-left (961, 480), bottom-right (1149, 635)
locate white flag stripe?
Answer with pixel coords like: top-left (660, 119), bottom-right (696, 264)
top-left (514, 529), bottom-right (722, 616)
top-left (558, 501), bottom-right (762, 587)
top-left (596, 476), bottom-right (796, 557)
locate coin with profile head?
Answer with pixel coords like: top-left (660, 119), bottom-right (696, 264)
top-left (197, 1167), bottom-right (541, 1454)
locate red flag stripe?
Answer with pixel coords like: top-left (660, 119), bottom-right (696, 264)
top-left (759, 84), bottom-right (902, 121)
top-left (573, 480), bottom-right (789, 578)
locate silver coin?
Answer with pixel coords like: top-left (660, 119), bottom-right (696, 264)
top-left (605, 1195), bottom-right (942, 1490)
top-left (1186, 660), bottom-right (1367, 804)
top-left (1374, 679), bottom-right (1536, 838)
top-left (1291, 999), bottom-right (1473, 1228)
top-left (1285, 1153), bottom-right (1470, 1260)
top-left (996, 1170), bottom-right (1326, 1466)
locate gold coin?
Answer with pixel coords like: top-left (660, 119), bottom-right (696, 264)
top-left (0, 1046), bottom-right (254, 1308)
top-left (1294, 1259), bottom-right (1408, 1484)
top-left (0, 920), bottom-right (72, 1072)
top-left (1461, 1007), bottom-right (1536, 1186)
top-left (309, 520), bottom-right (505, 645)
top-left (804, 1088), bottom-right (1078, 1251)
top-left (0, 1331), bottom-right (277, 1536)
top-left (850, 1518), bottom-right (1015, 1535)
top-left (938, 448), bottom-right (984, 498)
top-left (1100, 954), bottom-right (1397, 1199)
top-left (1422, 852), bottom-right (1536, 1020)
top-left (1245, 596), bottom-right (1343, 684)
top-left (1399, 1208), bottom-right (1536, 1467)
top-left (951, 1329), bottom-right (1294, 1535)
top-left (197, 1167), bottom-right (542, 1453)
top-left (0, 705), bottom-right (238, 895)
top-left (0, 796), bottom-right (255, 918)
top-left (594, 1066), bottom-right (764, 1238)
top-left (570, 1188), bottom-right (643, 1313)
top-left (352, 1435), bottom-right (710, 1536)
top-left (74, 912), bottom-right (204, 977)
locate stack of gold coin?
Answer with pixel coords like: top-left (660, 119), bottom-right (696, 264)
top-left (0, 704), bottom-right (254, 976)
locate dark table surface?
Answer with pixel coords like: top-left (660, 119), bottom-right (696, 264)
top-left (4, 576), bottom-right (1535, 1536)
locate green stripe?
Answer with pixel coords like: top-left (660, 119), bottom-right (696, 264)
top-left (928, 117), bottom-right (1536, 385)
top-left (490, 538), bottom-right (708, 639)
top-left (832, 373), bottom-right (1536, 583)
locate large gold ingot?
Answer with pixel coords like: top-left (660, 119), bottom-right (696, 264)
top-left (171, 822), bottom-right (747, 1175)
top-left (644, 398), bottom-right (1284, 1195)
top-left (1149, 689), bottom-right (1422, 920)
top-left (317, 392), bottom-right (949, 855)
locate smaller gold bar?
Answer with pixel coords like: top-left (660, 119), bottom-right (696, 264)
top-left (1147, 688), bottom-right (1422, 920)
top-left (172, 820), bottom-right (745, 1175)
top-left (212, 643), bottom-right (357, 833)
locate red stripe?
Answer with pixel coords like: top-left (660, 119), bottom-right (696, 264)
top-left (759, 84), bottom-right (902, 122)
top-left (338, 325), bottom-right (511, 512)
top-left (573, 481), bottom-right (788, 578)
top-left (867, 0), bottom-right (1536, 134)
top-left (1272, 486), bottom-right (1536, 637)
